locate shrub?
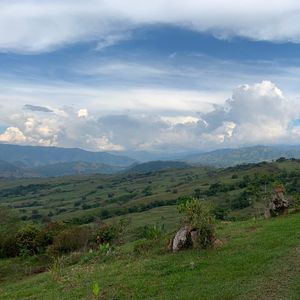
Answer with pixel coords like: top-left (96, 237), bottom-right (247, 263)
top-left (139, 224), bottom-right (164, 240)
top-left (177, 197), bottom-right (215, 248)
top-left (0, 234), bottom-right (18, 258)
top-left (93, 223), bottom-right (118, 245)
top-left (49, 226), bottom-right (92, 255)
top-left (16, 224), bottom-right (47, 255)
top-left (133, 239), bottom-right (153, 254)
top-left (42, 222), bottom-right (66, 245)
top-left (92, 218), bottom-right (130, 246)
top-left (213, 206), bottom-right (229, 220)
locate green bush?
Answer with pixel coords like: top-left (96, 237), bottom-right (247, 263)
top-left (213, 206), bottom-right (229, 220)
top-left (48, 226), bottom-right (92, 255)
top-left (93, 223), bottom-right (118, 245)
top-left (16, 224), bottom-right (47, 255)
top-left (177, 197), bottom-right (215, 248)
top-left (0, 233), bottom-right (18, 258)
top-left (139, 224), bottom-right (164, 240)
top-left (133, 239), bottom-right (153, 254)
top-left (92, 219), bottom-right (129, 246)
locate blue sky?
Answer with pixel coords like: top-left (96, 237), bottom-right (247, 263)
top-left (1, 0), bottom-right (300, 152)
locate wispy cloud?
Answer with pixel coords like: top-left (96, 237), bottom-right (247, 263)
top-left (2, 1), bottom-right (300, 53)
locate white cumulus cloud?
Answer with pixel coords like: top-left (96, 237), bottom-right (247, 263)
top-left (78, 109), bottom-right (89, 118)
top-left (0, 81), bottom-right (300, 152)
top-left (0, 127), bottom-right (27, 143)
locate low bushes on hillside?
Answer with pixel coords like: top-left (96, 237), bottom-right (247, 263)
top-left (47, 226), bottom-right (92, 256)
top-left (0, 208), bottom-right (129, 259)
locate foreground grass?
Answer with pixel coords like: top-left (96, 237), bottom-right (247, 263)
top-left (1, 213), bottom-right (300, 299)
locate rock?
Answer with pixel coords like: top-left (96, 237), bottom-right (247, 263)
top-left (264, 208), bottom-right (271, 219)
top-left (172, 226), bottom-right (191, 252)
top-left (190, 230), bottom-right (199, 248)
top-left (212, 239), bottom-right (223, 249)
top-left (170, 226), bottom-right (217, 252)
top-left (265, 186), bottom-right (289, 218)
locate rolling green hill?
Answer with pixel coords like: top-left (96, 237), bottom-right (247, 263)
top-left (1, 159), bottom-right (300, 299)
top-left (1, 158), bottom-right (300, 224)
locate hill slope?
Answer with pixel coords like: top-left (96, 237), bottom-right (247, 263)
top-left (31, 161), bottom-right (125, 177)
top-left (1, 213), bottom-right (300, 299)
top-left (128, 160), bottom-right (189, 173)
top-left (1, 158), bottom-right (300, 223)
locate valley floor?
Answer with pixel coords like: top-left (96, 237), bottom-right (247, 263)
top-left (0, 212), bottom-right (300, 299)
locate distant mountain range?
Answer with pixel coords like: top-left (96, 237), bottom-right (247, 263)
top-left (184, 145), bottom-right (300, 167)
top-left (3, 143), bottom-right (300, 178)
top-left (0, 144), bottom-right (135, 167)
top-left (0, 143), bottom-right (136, 178)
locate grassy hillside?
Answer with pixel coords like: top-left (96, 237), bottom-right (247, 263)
top-left (1, 159), bottom-right (300, 299)
top-left (127, 160), bottom-right (189, 173)
top-left (1, 158), bottom-right (300, 224)
top-left (0, 213), bottom-right (299, 299)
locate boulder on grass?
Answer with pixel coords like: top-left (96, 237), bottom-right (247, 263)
top-left (212, 238), bottom-right (223, 249)
top-left (172, 226), bottom-right (191, 252)
top-left (170, 226), bottom-right (217, 252)
top-left (265, 186), bottom-right (289, 218)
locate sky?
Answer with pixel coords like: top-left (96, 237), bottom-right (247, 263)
top-left (1, 0), bottom-right (300, 153)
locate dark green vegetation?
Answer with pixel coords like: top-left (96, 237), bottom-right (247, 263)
top-left (1, 157), bottom-right (300, 224)
top-left (127, 160), bottom-right (188, 173)
top-left (1, 158), bottom-right (300, 299)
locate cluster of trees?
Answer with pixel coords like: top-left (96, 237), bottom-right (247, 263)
top-left (0, 183), bottom-right (51, 198)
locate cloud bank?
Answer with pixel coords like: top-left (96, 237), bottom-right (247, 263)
top-left (0, 81), bottom-right (299, 152)
top-left (2, 0), bottom-right (300, 53)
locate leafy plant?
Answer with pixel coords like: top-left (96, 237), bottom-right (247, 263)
top-left (139, 224), bottom-right (165, 240)
top-left (92, 282), bottom-right (101, 299)
top-left (48, 257), bottom-right (64, 282)
top-left (177, 197), bottom-right (215, 248)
